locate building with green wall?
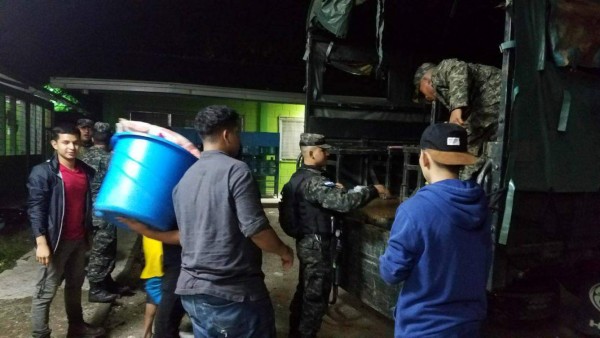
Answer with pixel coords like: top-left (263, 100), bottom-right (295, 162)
top-left (52, 78), bottom-right (307, 195)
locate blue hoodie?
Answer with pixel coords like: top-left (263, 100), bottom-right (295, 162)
top-left (379, 179), bottom-right (492, 338)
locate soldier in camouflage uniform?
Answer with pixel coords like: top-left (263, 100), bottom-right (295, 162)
top-left (76, 118), bottom-right (94, 158)
top-left (286, 133), bottom-right (388, 338)
top-left (81, 122), bottom-right (125, 303)
top-left (414, 59), bottom-right (501, 180)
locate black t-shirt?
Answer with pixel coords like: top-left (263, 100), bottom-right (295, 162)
top-left (163, 243), bottom-right (182, 268)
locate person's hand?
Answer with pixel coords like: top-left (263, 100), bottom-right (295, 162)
top-left (36, 243), bottom-right (51, 266)
top-left (373, 184), bottom-right (391, 199)
top-left (335, 182), bottom-right (345, 189)
top-left (116, 217), bottom-right (149, 234)
top-left (449, 108), bottom-right (465, 126)
top-left (280, 245), bottom-right (294, 270)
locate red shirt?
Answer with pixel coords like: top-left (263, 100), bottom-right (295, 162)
top-left (59, 163), bottom-right (88, 240)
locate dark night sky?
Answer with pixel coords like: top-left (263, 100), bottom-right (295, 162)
top-left (0, 1), bottom-right (308, 91)
top-left (0, 0), bottom-right (504, 94)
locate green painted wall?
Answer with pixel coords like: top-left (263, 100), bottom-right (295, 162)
top-left (258, 102), bottom-right (304, 193)
top-left (102, 93), bottom-right (261, 131)
top-left (101, 93), bottom-right (305, 194)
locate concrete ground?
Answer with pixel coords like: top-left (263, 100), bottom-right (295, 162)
top-left (0, 206), bottom-right (593, 337)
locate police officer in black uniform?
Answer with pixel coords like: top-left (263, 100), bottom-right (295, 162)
top-left (286, 133), bottom-right (388, 338)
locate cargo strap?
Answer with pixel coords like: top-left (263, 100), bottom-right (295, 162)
top-left (511, 85), bottom-right (520, 107)
top-left (536, 12), bottom-right (546, 70)
top-left (499, 179), bottom-right (515, 245)
top-left (499, 40), bottom-right (516, 53)
top-left (557, 90), bottom-right (571, 132)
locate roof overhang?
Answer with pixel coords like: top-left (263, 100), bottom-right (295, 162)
top-left (50, 77), bottom-right (307, 104)
top-left (0, 72), bottom-right (85, 111)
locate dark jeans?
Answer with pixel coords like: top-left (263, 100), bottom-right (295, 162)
top-left (31, 239), bottom-right (87, 338)
top-left (289, 235), bottom-right (332, 338)
top-left (153, 264), bottom-right (186, 338)
top-left (181, 294), bottom-right (276, 338)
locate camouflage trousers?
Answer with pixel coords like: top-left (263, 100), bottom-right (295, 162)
top-left (289, 235), bottom-right (332, 338)
top-left (86, 217), bottom-right (117, 283)
top-left (460, 122), bottom-right (498, 181)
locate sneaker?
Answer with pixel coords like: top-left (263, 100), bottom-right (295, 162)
top-left (66, 322), bottom-right (106, 338)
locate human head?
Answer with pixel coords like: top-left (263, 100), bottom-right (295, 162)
top-left (418, 123), bottom-right (476, 182)
top-left (76, 118), bottom-right (94, 143)
top-left (300, 133), bottom-right (331, 167)
top-left (92, 122), bottom-right (112, 145)
top-left (50, 124), bottom-right (80, 164)
top-left (194, 105), bottom-right (241, 156)
top-left (413, 63), bottom-right (437, 102)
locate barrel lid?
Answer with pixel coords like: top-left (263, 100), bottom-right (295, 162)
top-left (110, 131), bottom-right (198, 161)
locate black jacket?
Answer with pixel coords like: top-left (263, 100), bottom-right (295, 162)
top-left (27, 155), bottom-right (95, 252)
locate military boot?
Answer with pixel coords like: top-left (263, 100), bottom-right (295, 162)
top-left (88, 281), bottom-right (118, 303)
top-left (66, 322), bottom-right (106, 338)
top-left (105, 275), bottom-right (134, 296)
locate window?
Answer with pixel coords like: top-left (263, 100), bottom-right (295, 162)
top-left (44, 108), bottom-right (52, 156)
top-left (5, 95), bottom-right (15, 155)
top-left (0, 95), bottom-right (5, 156)
top-left (279, 117), bottom-right (304, 161)
top-left (0, 95), bottom-right (52, 156)
top-left (15, 99), bottom-right (26, 155)
top-left (29, 104), bottom-right (43, 155)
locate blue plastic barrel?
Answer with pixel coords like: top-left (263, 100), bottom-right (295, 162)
top-left (94, 132), bottom-right (198, 231)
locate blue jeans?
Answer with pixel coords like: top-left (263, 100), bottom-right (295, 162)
top-left (181, 294), bottom-right (276, 338)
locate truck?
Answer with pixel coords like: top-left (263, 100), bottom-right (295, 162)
top-left (301, 0), bottom-right (600, 334)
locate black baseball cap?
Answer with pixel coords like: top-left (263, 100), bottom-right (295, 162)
top-left (420, 123), bottom-right (476, 165)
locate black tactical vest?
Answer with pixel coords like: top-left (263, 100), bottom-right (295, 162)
top-left (287, 167), bottom-right (336, 235)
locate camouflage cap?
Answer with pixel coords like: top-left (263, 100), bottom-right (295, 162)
top-left (94, 122), bottom-right (111, 133)
top-left (413, 62), bottom-right (437, 102)
top-left (299, 133), bottom-right (331, 149)
top-left (76, 118), bottom-right (94, 128)
top-left (413, 63), bottom-right (437, 87)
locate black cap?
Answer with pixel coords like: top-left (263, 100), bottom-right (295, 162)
top-left (420, 123), bottom-right (476, 165)
top-left (76, 118), bottom-right (94, 128)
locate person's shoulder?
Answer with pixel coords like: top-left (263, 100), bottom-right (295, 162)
top-left (30, 160), bottom-right (52, 175)
top-left (440, 58), bottom-right (462, 65)
top-left (76, 159), bottom-right (95, 175)
top-left (306, 172), bottom-right (332, 185)
top-left (399, 187), bottom-right (437, 214)
top-left (303, 174), bottom-right (336, 198)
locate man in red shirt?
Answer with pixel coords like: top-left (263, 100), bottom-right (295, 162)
top-left (27, 124), bottom-right (105, 338)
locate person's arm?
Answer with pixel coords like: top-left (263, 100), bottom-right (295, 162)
top-left (379, 208), bottom-right (421, 284)
top-left (250, 228), bottom-right (294, 270)
top-left (436, 59), bottom-right (470, 125)
top-left (116, 217), bottom-right (180, 245)
top-left (304, 176), bottom-right (388, 213)
top-left (449, 108), bottom-right (465, 126)
top-left (230, 164), bottom-right (294, 269)
top-left (35, 235), bottom-right (51, 266)
top-left (26, 166), bottom-right (52, 266)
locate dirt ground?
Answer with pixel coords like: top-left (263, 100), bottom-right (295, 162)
top-left (0, 208), bottom-right (394, 338)
top-left (0, 208), bottom-right (595, 337)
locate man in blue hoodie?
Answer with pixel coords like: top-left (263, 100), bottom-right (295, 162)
top-left (379, 123), bottom-right (492, 337)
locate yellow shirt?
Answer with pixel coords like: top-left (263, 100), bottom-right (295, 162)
top-left (140, 236), bottom-right (164, 279)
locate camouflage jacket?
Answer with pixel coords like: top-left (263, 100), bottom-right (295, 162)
top-left (80, 146), bottom-right (111, 200)
top-left (432, 58), bottom-right (501, 138)
top-left (302, 166), bottom-right (378, 213)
